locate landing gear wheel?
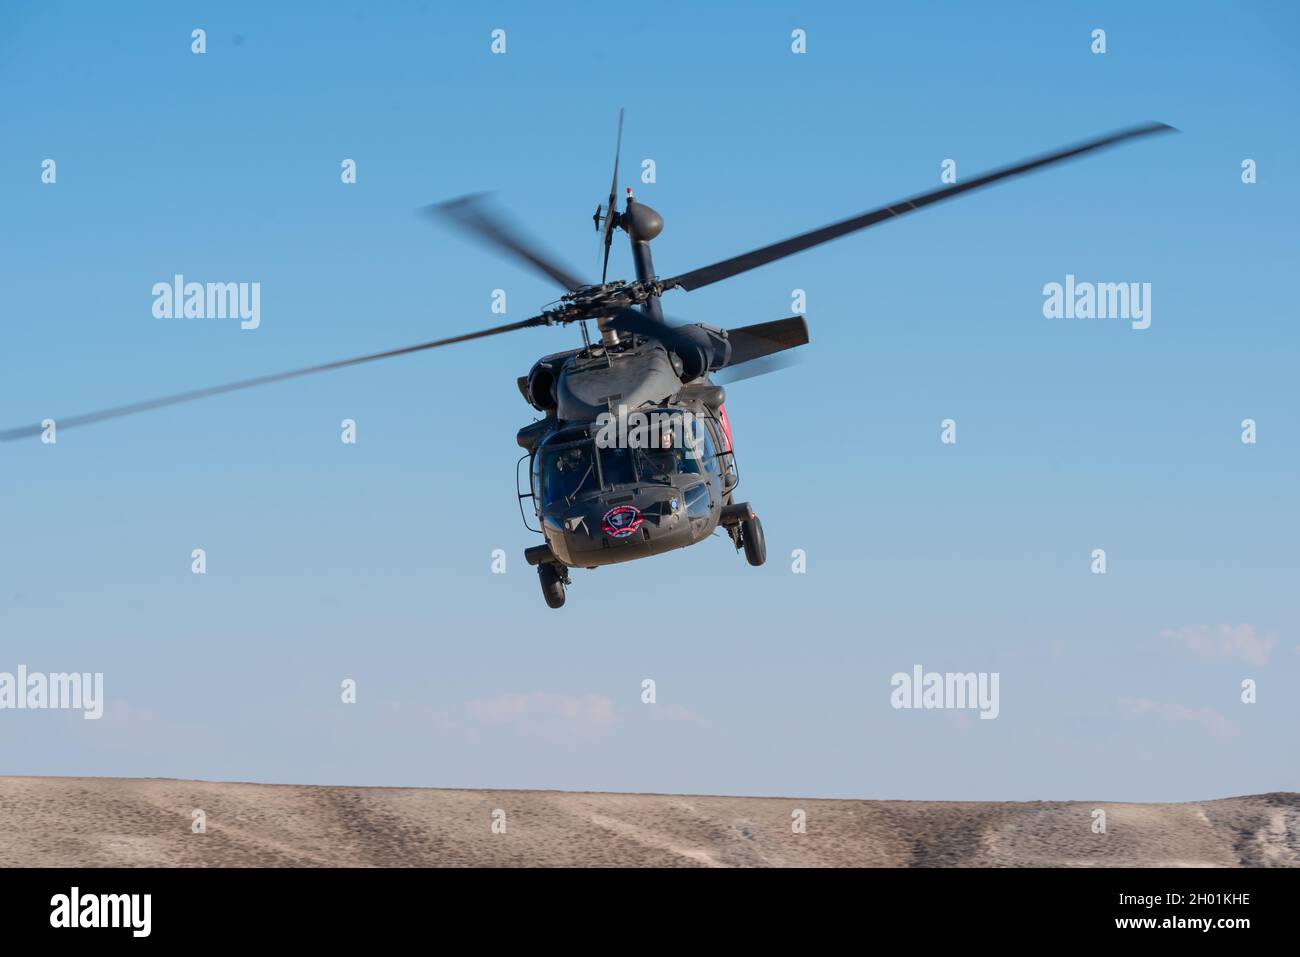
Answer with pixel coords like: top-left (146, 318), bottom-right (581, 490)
top-left (538, 562), bottom-right (567, 609)
top-left (741, 514), bottom-right (766, 567)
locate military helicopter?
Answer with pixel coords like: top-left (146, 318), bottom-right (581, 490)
top-left (1, 114), bottom-right (1174, 608)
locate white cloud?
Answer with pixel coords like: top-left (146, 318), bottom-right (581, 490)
top-left (1162, 624), bottom-right (1277, 665)
top-left (1119, 697), bottom-right (1237, 739)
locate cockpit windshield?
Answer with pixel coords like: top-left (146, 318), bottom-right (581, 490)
top-left (632, 410), bottom-right (716, 484)
top-left (539, 442), bottom-right (596, 506)
top-left (599, 446), bottom-right (637, 487)
top-left (535, 412), bottom-right (719, 504)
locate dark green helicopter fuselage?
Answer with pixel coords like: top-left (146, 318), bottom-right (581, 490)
top-left (517, 335), bottom-right (741, 570)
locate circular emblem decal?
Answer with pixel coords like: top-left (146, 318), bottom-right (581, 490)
top-left (601, 505), bottom-right (644, 539)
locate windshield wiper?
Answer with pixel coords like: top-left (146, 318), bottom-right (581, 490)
top-left (565, 462), bottom-right (595, 506)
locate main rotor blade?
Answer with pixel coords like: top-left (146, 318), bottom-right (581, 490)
top-left (713, 318), bottom-right (809, 385)
top-left (663, 122), bottom-right (1177, 292)
top-left (723, 316), bottom-right (809, 367)
top-left (0, 317), bottom-right (545, 442)
top-left (608, 309), bottom-right (809, 362)
top-left (606, 308), bottom-right (809, 384)
top-left (604, 307), bottom-right (696, 354)
top-left (427, 194), bottom-right (586, 292)
top-left (600, 107), bottom-right (625, 284)
top-left (713, 351), bottom-right (802, 385)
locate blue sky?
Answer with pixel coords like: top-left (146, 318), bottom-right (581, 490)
top-left (0, 1), bottom-right (1296, 801)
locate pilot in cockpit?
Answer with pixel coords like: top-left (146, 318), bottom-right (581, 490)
top-left (640, 424), bottom-right (678, 480)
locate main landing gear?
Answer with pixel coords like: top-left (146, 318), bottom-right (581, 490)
top-left (721, 502), bottom-right (766, 567)
top-left (537, 561), bottom-right (569, 608)
top-left (525, 544), bottom-right (570, 609)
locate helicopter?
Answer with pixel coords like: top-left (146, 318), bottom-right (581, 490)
top-left (1, 114), bottom-right (1175, 608)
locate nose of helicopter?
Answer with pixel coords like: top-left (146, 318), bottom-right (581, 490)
top-left (553, 486), bottom-right (694, 565)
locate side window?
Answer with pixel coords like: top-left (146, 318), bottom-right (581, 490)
top-left (699, 414), bottom-right (730, 477)
top-left (709, 413), bottom-right (730, 452)
top-left (696, 423), bottom-right (718, 474)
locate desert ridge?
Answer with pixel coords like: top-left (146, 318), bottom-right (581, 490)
top-left (1, 777), bottom-right (1296, 868)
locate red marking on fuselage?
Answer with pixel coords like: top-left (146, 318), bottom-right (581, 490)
top-left (718, 403), bottom-right (734, 450)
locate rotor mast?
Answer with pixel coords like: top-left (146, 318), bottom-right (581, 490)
top-left (595, 186), bottom-right (665, 348)
top-left (621, 187), bottom-right (665, 323)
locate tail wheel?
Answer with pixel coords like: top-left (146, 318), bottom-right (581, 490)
top-left (538, 562), bottom-right (567, 608)
top-left (741, 514), bottom-right (766, 567)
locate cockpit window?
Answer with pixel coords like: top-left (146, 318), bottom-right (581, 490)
top-left (535, 411), bottom-right (720, 504)
top-left (635, 444), bottom-right (677, 484)
top-left (539, 442), bottom-right (596, 505)
top-left (632, 410), bottom-right (717, 482)
top-left (599, 446), bottom-right (637, 488)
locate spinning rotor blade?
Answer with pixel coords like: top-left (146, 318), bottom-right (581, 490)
top-left (427, 194), bottom-right (586, 292)
top-left (713, 316), bottom-right (809, 382)
top-left (606, 309), bottom-right (809, 365)
top-left (604, 308), bottom-right (810, 383)
top-left (600, 108), bottom-right (625, 284)
top-left (713, 351), bottom-right (801, 385)
top-left (0, 317), bottom-right (545, 442)
top-left (604, 305), bottom-right (725, 379)
top-left (723, 316), bottom-right (809, 367)
top-left (604, 307), bottom-right (699, 357)
top-left (663, 122), bottom-right (1177, 293)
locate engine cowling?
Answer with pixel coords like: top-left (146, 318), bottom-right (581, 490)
top-left (519, 352), bottom-right (578, 412)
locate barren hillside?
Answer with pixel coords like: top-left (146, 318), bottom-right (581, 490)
top-left (0, 777), bottom-right (1295, 867)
